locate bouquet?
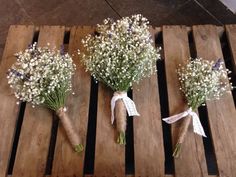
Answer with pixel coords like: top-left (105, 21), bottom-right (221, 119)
top-left (7, 43), bottom-right (83, 153)
top-left (79, 14), bottom-right (161, 145)
top-left (163, 58), bottom-right (233, 158)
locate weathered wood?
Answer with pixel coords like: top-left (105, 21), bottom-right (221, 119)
top-left (0, 25), bottom-right (35, 177)
top-left (217, 26), bottom-right (224, 38)
top-left (163, 25), bottom-right (208, 176)
top-left (165, 175), bottom-right (218, 177)
top-left (12, 26), bottom-right (65, 176)
top-left (225, 24), bottom-right (236, 73)
top-left (1, 24), bottom-right (236, 176)
top-left (84, 175), bottom-right (134, 177)
top-left (94, 84), bottom-right (125, 177)
top-left (193, 25), bottom-right (236, 177)
top-left (51, 26), bottom-right (92, 176)
top-left (132, 27), bottom-right (164, 176)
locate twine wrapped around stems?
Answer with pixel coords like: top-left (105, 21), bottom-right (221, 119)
top-left (111, 91), bottom-right (140, 145)
top-left (163, 108), bottom-right (207, 158)
top-left (115, 98), bottom-right (127, 145)
top-left (56, 107), bottom-right (83, 153)
top-left (172, 115), bottom-right (192, 158)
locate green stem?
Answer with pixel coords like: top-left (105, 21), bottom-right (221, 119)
top-left (74, 144), bottom-right (84, 153)
top-left (173, 142), bottom-right (182, 158)
top-left (117, 132), bottom-right (126, 145)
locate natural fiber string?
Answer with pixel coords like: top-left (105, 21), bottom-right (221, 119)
top-left (56, 107), bottom-right (83, 152)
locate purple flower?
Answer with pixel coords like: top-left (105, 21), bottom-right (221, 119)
top-left (28, 44), bottom-right (32, 49)
top-left (212, 58), bottom-right (223, 70)
top-left (60, 45), bottom-right (65, 55)
top-left (8, 69), bottom-right (30, 81)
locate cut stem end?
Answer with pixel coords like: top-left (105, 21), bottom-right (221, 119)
top-left (117, 132), bottom-right (126, 145)
top-left (173, 142), bottom-right (182, 158)
top-left (74, 144), bottom-right (84, 153)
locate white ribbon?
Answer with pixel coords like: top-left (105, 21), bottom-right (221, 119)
top-left (162, 108), bottom-right (207, 137)
top-left (111, 92), bottom-right (140, 124)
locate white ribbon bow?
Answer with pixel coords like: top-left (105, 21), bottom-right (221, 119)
top-left (111, 92), bottom-right (140, 124)
top-left (162, 108), bottom-right (207, 137)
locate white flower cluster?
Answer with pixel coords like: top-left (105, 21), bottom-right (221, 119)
top-left (177, 58), bottom-right (233, 110)
top-left (79, 14), bottom-right (161, 91)
top-left (7, 43), bottom-right (76, 109)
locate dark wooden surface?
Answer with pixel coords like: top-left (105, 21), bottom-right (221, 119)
top-left (163, 25), bottom-right (208, 176)
top-left (132, 28), bottom-right (165, 176)
top-left (193, 25), bottom-right (236, 177)
top-left (0, 25), bottom-right (35, 177)
top-left (0, 24), bottom-right (236, 176)
top-left (12, 26), bottom-right (65, 176)
top-left (51, 26), bottom-right (92, 176)
top-left (0, 0), bottom-right (236, 61)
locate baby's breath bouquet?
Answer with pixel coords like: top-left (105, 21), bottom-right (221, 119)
top-left (163, 58), bottom-right (233, 158)
top-left (7, 43), bottom-right (83, 153)
top-left (79, 14), bottom-right (161, 145)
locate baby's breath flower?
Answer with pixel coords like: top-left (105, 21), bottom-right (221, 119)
top-left (178, 58), bottom-right (232, 110)
top-left (7, 43), bottom-right (76, 110)
top-left (79, 14), bottom-right (161, 91)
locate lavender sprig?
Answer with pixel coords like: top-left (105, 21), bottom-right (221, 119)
top-left (177, 57), bottom-right (233, 110)
top-left (79, 14), bottom-right (161, 92)
top-left (7, 42), bottom-right (76, 109)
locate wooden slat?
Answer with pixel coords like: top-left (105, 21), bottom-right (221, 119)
top-left (12, 26), bottom-right (65, 176)
top-left (165, 175), bottom-right (218, 177)
top-left (0, 25), bottom-right (35, 177)
top-left (51, 26), bottom-right (92, 176)
top-left (132, 27), bottom-right (164, 176)
top-left (94, 84), bottom-right (125, 177)
top-left (84, 175), bottom-right (134, 177)
top-left (193, 25), bottom-right (236, 177)
top-left (226, 24), bottom-right (236, 73)
top-left (163, 26), bottom-right (208, 176)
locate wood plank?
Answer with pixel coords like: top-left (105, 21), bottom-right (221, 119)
top-left (193, 25), bottom-right (236, 177)
top-left (12, 26), bottom-right (65, 176)
top-left (226, 24), bottom-right (236, 73)
top-left (84, 175), bottom-right (134, 177)
top-left (132, 27), bottom-right (164, 176)
top-left (0, 25), bottom-right (35, 177)
top-left (51, 26), bottom-right (92, 176)
top-left (165, 175), bottom-right (218, 177)
top-left (163, 25), bottom-right (208, 176)
top-left (94, 83), bottom-right (125, 177)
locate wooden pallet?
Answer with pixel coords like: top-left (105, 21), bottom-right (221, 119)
top-left (0, 25), bottom-right (236, 177)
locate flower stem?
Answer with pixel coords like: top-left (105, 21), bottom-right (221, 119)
top-left (173, 142), bottom-right (182, 158)
top-left (56, 107), bottom-right (83, 153)
top-left (117, 132), bottom-right (126, 145)
top-left (115, 95), bottom-right (127, 145)
top-left (75, 144), bottom-right (84, 153)
top-left (172, 114), bottom-right (192, 158)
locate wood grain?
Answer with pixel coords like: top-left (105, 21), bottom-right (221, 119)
top-left (94, 84), bottom-right (125, 177)
top-left (0, 25), bottom-right (35, 177)
top-left (1, 24), bottom-right (236, 176)
top-left (225, 24), bottom-right (236, 73)
top-left (12, 26), bottom-right (65, 176)
top-left (163, 25), bottom-right (208, 176)
top-left (193, 25), bottom-right (236, 177)
top-left (51, 26), bottom-right (92, 176)
top-left (132, 27), bottom-right (164, 176)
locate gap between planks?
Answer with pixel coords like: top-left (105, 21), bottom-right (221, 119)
top-left (42, 175), bottom-right (218, 177)
top-left (0, 25), bottom-right (35, 177)
top-left (0, 24), bottom-right (234, 177)
top-left (163, 25), bottom-right (208, 176)
top-left (193, 24), bottom-right (236, 177)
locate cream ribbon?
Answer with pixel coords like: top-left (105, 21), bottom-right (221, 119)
top-left (162, 108), bottom-right (207, 137)
top-left (111, 91), bottom-right (140, 124)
